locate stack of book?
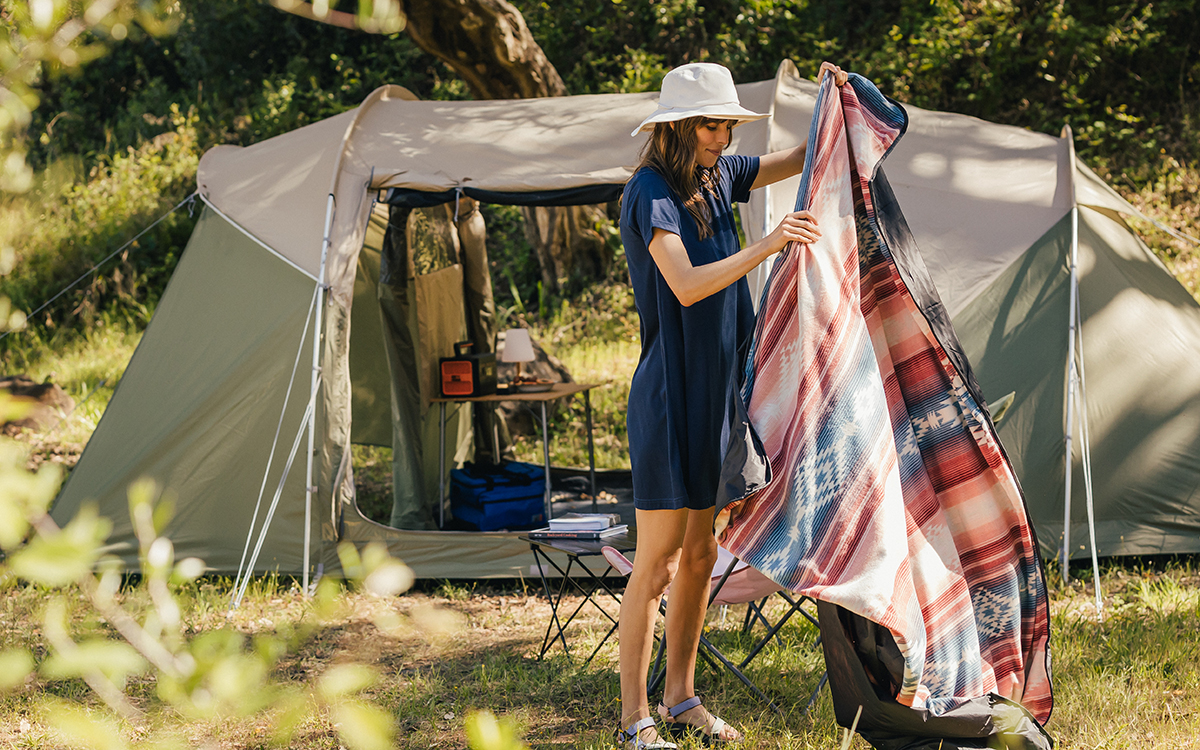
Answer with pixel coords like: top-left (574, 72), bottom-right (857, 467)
top-left (528, 512), bottom-right (628, 539)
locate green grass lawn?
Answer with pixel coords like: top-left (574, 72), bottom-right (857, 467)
top-left (1, 561), bottom-right (1198, 748)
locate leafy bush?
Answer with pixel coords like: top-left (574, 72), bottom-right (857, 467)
top-left (0, 423), bottom-right (416, 749)
top-left (0, 110), bottom-right (199, 357)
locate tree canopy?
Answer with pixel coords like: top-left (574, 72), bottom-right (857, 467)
top-left (5, 0), bottom-right (1198, 339)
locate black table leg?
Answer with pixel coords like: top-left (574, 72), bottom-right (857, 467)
top-left (528, 545), bottom-right (627, 664)
top-left (531, 545), bottom-right (572, 660)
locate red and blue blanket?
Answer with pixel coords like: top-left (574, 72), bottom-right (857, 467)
top-left (720, 73), bottom-right (1053, 733)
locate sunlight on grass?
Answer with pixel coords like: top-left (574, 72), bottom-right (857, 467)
top-left (1, 319), bottom-right (142, 445)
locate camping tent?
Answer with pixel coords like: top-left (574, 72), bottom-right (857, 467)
top-left (51, 60), bottom-right (1200, 581)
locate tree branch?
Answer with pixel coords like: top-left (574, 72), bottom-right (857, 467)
top-left (399, 0), bottom-right (566, 99)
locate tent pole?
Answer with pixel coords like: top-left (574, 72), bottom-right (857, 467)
top-left (1059, 124), bottom-right (1080, 581)
top-left (1075, 288), bottom-right (1103, 616)
top-left (304, 193), bottom-right (335, 595)
top-left (1062, 204), bottom-right (1079, 579)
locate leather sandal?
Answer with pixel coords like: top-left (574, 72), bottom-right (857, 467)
top-left (658, 696), bottom-right (741, 745)
top-left (616, 716), bottom-right (678, 750)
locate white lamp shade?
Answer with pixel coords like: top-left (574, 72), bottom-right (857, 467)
top-left (501, 328), bottom-right (535, 363)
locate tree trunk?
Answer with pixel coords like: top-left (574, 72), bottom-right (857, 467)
top-left (523, 203), bottom-right (610, 292)
top-left (400, 0), bottom-right (566, 99)
top-left (399, 0), bottom-right (610, 293)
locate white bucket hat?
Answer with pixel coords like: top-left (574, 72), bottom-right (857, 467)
top-left (631, 62), bottom-right (767, 137)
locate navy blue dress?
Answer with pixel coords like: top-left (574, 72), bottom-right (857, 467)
top-left (621, 154), bottom-right (760, 511)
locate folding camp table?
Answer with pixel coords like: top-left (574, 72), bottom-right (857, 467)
top-left (521, 528), bottom-right (636, 664)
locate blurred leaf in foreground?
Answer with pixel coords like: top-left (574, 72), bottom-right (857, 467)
top-left (466, 709), bottom-right (530, 750)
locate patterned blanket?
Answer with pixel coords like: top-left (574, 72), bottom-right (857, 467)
top-left (719, 73), bottom-right (1053, 723)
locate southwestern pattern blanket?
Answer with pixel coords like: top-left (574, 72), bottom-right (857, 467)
top-left (719, 73), bottom-right (1053, 727)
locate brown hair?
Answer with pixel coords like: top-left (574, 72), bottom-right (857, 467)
top-left (634, 117), bottom-right (729, 240)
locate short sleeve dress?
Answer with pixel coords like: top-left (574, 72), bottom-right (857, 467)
top-left (620, 154), bottom-right (760, 511)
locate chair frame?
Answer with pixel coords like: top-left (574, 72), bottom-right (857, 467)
top-left (645, 555), bottom-right (827, 715)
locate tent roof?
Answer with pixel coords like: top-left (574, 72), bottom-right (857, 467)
top-left (195, 60), bottom-right (1138, 315)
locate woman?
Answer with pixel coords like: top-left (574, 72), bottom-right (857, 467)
top-left (616, 61), bottom-right (846, 749)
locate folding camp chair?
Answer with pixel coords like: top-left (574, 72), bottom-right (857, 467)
top-left (603, 546), bottom-right (827, 715)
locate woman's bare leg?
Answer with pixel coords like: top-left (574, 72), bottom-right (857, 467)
top-left (661, 506), bottom-right (717, 704)
top-left (619, 508), bottom-right (687, 741)
top-left (660, 507), bottom-right (742, 741)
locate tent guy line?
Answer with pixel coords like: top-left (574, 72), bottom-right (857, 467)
top-left (0, 192), bottom-right (198, 345)
top-left (1071, 284), bottom-right (1102, 615)
top-left (231, 376), bottom-right (321, 611)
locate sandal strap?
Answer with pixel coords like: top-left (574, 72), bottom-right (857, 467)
top-left (617, 716), bottom-right (677, 750)
top-left (666, 696), bottom-right (703, 719)
top-left (664, 697), bottom-right (734, 741)
top-left (708, 715), bottom-right (728, 739)
top-left (619, 717), bottom-right (656, 740)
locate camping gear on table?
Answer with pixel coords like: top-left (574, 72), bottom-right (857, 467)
top-left (440, 341), bottom-right (497, 397)
top-left (719, 73), bottom-right (1051, 747)
top-left (450, 460), bottom-right (546, 531)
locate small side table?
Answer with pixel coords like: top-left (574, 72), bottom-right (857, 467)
top-left (431, 382), bottom-right (601, 527)
top-left (521, 529), bottom-right (637, 664)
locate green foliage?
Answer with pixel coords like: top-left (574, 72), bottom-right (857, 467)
top-left (515, 0), bottom-right (1199, 178)
top-left (467, 709), bottom-right (531, 750)
top-left (505, 283), bottom-right (640, 470)
top-left (481, 203), bottom-right (540, 320)
top-left (26, 0), bottom-right (464, 171)
top-left (0, 112), bottom-right (199, 357)
top-left (0, 0), bottom-right (178, 192)
top-left (0, 427), bottom-right (426, 748)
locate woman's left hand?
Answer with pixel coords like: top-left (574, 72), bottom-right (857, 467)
top-left (820, 62), bottom-right (849, 87)
top-left (766, 210), bottom-right (822, 254)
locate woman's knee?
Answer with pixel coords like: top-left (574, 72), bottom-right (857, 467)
top-left (632, 549), bottom-right (681, 596)
top-left (678, 535), bottom-right (718, 577)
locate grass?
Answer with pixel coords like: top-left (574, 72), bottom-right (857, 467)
top-left (2, 560), bottom-right (1199, 748)
top-left (508, 282), bottom-right (641, 472)
top-left (1, 318), bottom-right (143, 448)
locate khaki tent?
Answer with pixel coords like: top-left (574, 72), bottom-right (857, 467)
top-left (52, 61), bottom-right (1200, 582)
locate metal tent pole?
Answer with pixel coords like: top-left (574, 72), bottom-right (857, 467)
top-left (1060, 124), bottom-right (1080, 581)
top-left (303, 193), bottom-right (335, 595)
top-left (1062, 203), bottom-right (1080, 579)
top-left (1075, 289), bottom-right (1104, 616)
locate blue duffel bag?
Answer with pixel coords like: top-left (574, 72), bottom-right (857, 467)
top-left (450, 461), bottom-right (546, 531)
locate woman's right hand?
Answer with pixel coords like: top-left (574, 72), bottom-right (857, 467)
top-left (766, 210), bottom-right (821, 254)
